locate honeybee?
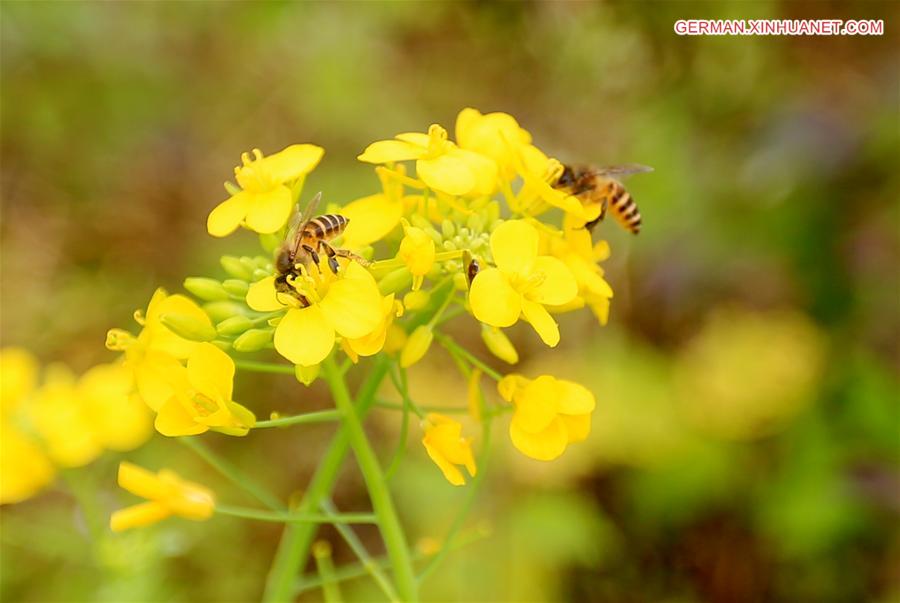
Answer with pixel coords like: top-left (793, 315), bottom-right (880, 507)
top-left (554, 164), bottom-right (652, 234)
top-left (274, 192), bottom-right (369, 299)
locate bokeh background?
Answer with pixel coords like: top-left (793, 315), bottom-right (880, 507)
top-left (2, 2), bottom-right (898, 602)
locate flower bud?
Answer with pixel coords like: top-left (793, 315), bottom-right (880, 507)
top-left (294, 363), bottom-right (319, 386)
top-left (222, 279), bottom-right (249, 297)
top-left (220, 256), bottom-right (254, 281)
top-left (183, 277), bottom-right (230, 301)
top-left (441, 219), bottom-right (456, 239)
top-left (232, 328), bottom-right (273, 352)
top-left (383, 324), bottom-right (407, 355)
top-left (252, 268), bottom-right (272, 282)
top-left (481, 325), bottom-right (519, 365)
top-left (202, 301), bottom-right (251, 323)
top-left (216, 316), bottom-right (254, 336)
top-left (378, 268), bottom-right (412, 296)
top-left (400, 325), bottom-right (434, 368)
top-left (403, 290), bottom-right (430, 311)
top-left (159, 313), bottom-right (217, 342)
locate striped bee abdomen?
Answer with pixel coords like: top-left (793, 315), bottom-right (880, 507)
top-left (303, 214), bottom-right (349, 239)
top-left (608, 184), bottom-right (642, 234)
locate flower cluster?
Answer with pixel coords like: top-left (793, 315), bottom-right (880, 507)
top-left (0, 348), bottom-right (152, 504)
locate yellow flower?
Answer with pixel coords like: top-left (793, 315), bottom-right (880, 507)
top-left (513, 145), bottom-right (586, 219)
top-left (107, 288), bottom-right (214, 411)
top-left (110, 462), bottom-right (215, 532)
top-left (154, 343), bottom-right (256, 437)
top-left (549, 227), bottom-right (614, 325)
top-left (358, 124), bottom-right (497, 196)
top-left (469, 220), bottom-right (577, 347)
top-left (207, 144), bottom-right (324, 237)
top-left (499, 374), bottom-right (595, 461)
top-left (0, 423), bottom-right (56, 504)
top-left (80, 363), bottom-right (153, 451)
top-left (30, 366), bottom-right (103, 468)
top-left (0, 348), bottom-right (38, 415)
top-left (421, 413), bottom-right (477, 486)
top-left (455, 107), bottom-right (532, 180)
top-left (397, 219), bottom-right (435, 291)
top-left (247, 262), bottom-right (383, 367)
top-left (342, 295), bottom-right (402, 362)
top-left (340, 165), bottom-right (406, 248)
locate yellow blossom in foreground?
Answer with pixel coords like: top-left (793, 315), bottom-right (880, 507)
top-left (110, 462), bottom-right (215, 532)
top-left (208, 144), bottom-right (324, 237)
top-left (107, 288), bottom-right (214, 411)
top-left (342, 295), bottom-right (402, 362)
top-left (340, 165), bottom-right (406, 248)
top-left (499, 374), bottom-right (595, 461)
top-left (247, 262), bottom-right (383, 367)
top-left (421, 414), bottom-right (477, 486)
top-left (397, 219), bottom-right (435, 291)
top-left (469, 220), bottom-right (577, 347)
top-left (358, 124), bottom-right (497, 196)
top-left (455, 107), bottom-right (532, 181)
top-left (154, 344), bottom-right (256, 437)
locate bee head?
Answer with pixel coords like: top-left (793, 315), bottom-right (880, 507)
top-left (275, 248), bottom-right (294, 275)
top-left (556, 164), bottom-right (577, 189)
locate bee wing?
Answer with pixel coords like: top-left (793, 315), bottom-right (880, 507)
top-left (287, 191), bottom-right (323, 255)
top-left (591, 164), bottom-right (654, 178)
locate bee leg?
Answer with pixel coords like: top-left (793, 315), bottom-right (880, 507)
top-left (301, 244), bottom-right (321, 267)
top-left (585, 198), bottom-right (607, 232)
top-left (317, 241), bottom-right (341, 274)
top-left (332, 248), bottom-right (372, 267)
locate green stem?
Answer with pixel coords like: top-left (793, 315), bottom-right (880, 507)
top-left (234, 359), bottom-right (296, 375)
top-left (434, 333), bottom-right (503, 381)
top-left (313, 541), bottom-right (343, 603)
top-left (263, 356), bottom-right (391, 603)
top-left (322, 356), bottom-right (418, 602)
top-left (216, 505), bottom-right (377, 524)
top-left (254, 409), bottom-right (342, 428)
top-left (180, 437), bottom-right (283, 511)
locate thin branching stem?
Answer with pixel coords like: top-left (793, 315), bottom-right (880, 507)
top-left (216, 505), bottom-right (377, 524)
top-left (254, 409), bottom-right (341, 428)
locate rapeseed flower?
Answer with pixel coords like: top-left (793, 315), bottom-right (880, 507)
top-left (247, 262), bottom-right (383, 367)
top-left (499, 374), bottom-right (595, 461)
top-left (455, 108), bottom-right (531, 180)
top-left (397, 219), bottom-right (435, 291)
top-left (549, 227), bottom-right (614, 325)
top-left (469, 220), bottom-right (577, 346)
top-left (154, 343), bottom-right (255, 437)
top-left (421, 414), bottom-right (477, 486)
top-left (358, 124), bottom-right (497, 196)
top-left (79, 362), bottom-right (153, 451)
top-left (110, 462), bottom-right (215, 532)
top-left (208, 144), bottom-right (324, 237)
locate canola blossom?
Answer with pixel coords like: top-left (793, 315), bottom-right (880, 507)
top-left (4, 107), bottom-right (637, 603)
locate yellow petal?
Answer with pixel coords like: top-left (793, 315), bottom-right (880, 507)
top-left (512, 375), bottom-right (558, 433)
top-left (423, 439), bottom-right (466, 486)
top-left (155, 398), bottom-right (208, 437)
top-left (416, 155), bottom-right (475, 196)
top-left (0, 424), bottom-right (55, 504)
top-left (358, 139), bottom-right (425, 163)
top-left (110, 501), bottom-right (170, 532)
top-left (340, 193), bottom-right (403, 247)
top-left (528, 256), bottom-right (578, 306)
top-left (509, 416), bottom-right (568, 461)
top-left (398, 226), bottom-right (435, 277)
top-left (118, 461), bottom-right (169, 500)
top-left (207, 193), bottom-right (249, 238)
top-left (262, 144), bottom-right (324, 182)
top-left (80, 363), bottom-right (152, 451)
top-left (395, 132), bottom-right (431, 147)
top-left (561, 413), bottom-right (591, 443)
top-left (490, 220), bottom-right (538, 275)
top-left (244, 186), bottom-right (293, 234)
top-left (497, 374), bottom-right (530, 403)
top-left (246, 276), bottom-right (285, 312)
top-left (134, 352), bottom-right (186, 411)
top-left (469, 268), bottom-right (521, 328)
top-left (521, 300), bottom-right (560, 347)
top-left (0, 347), bottom-right (38, 412)
top-left (148, 293), bottom-right (211, 359)
top-left (450, 148), bottom-right (498, 196)
top-left (158, 469), bottom-right (215, 519)
top-left (455, 108), bottom-right (531, 171)
top-left (318, 263), bottom-right (383, 339)
top-left (186, 343), bottom-right (234, 403)
top-left (556, 379), bottom-right (596, 415)
top-left (274, 306), bottom-right (335, 367)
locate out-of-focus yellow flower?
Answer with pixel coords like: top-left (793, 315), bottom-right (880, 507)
top-left (397, 219), bottom-right (435, 291)
top-left (79, 363), bottom-right (153, 451)
top-left (107, 288), bottom-right (214, 411)
top-left (358, 124), bottom-right (497, 196)
top-left (110, 462), bottom-right (215, 532)
top-left (455, 108), bottom-right (532, 180)
top-left (499, 374), bottom-right (595, 461)
top-left (0, 424), bottom-right (56, 505)
top-left (154, 344), bottom-right (255, 437)
top-left (207, 144), bottom-right (324, 237)
top-left (421, 413), bottom-right (477, 486)
top-left (469, 220), bottom-right (577, 347)
top-left (247, 262), bottom-right (383, 367)
top-left (342, 295), bottom-right (402, 362)
top-left (341, 165), bottom-right (405, 248)
top-left (30, 366), bottom-right (103, 468)
top-left (0, 348), bottom-right (38, 415)
top-left (549, 228), bottom-right (614, 325)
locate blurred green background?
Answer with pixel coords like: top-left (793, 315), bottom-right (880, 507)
top-left (2, 2), bottom-right (898, 602)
